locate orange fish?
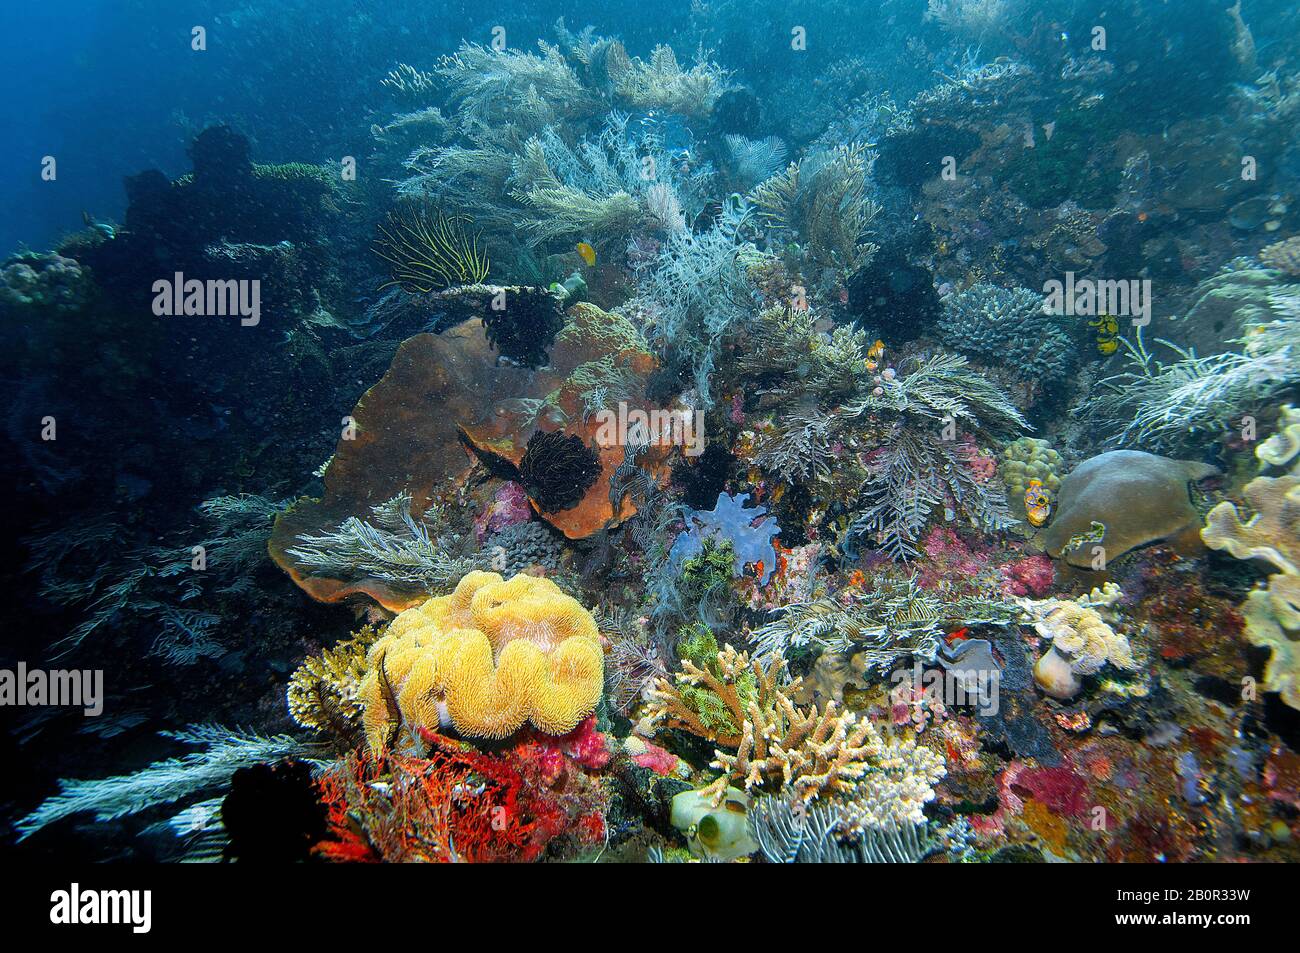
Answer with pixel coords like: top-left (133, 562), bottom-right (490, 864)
top-left (945, 627), bottom-right (970, 645)
top-left (576, 241), bottom-right (597, 266)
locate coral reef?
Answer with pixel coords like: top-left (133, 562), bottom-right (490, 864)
top-left (373, 205), bottom-right (489, 292)
top-left (516, 431), bottom-right (603, 513)
top-left (668, 492), bottom-right (781, 587)
top-left (1017, 587), bottom-right (1138, 700)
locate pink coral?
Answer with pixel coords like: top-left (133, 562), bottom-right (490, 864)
top-left (560, 715), bottom-right (612, 771)
top-left (629, 738), bottom-right (680, 776)
top-left (918, 526), bottom-right (987, 588)
top-left (1000, 555), bottom-right (1055, 597)
top-left (957, 436), bottom-right (998, 483)
top-left (474, 481), bottom-right (533, 542)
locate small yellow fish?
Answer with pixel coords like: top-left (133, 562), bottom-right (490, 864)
top-left (1096, 338), bottom-right (1119, 355)
top-left (576, 241), bottom-right (597, 266)
top-left (867, 339), bottom-right (886, 360)
top-left (1024, 479), bottom-right (1052, 528)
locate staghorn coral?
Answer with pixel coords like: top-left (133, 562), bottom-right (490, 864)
top-left (937, 283), bottom-right (1079, 386)
top-left (373, 205), bottom-right (490, 292)
top-left (358, 571), bottom-right (604, 745)
top-left (1202, 406), bottom-right (1300, 708)
top-left (645, 641), bottom-right (777, 747)
top-left (647, 644), bottom-right (937, 809)
top-left (1017, 585), bottom-right (1137, 700)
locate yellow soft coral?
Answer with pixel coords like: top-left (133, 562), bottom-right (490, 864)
top-left (358, 571), bottom-right (603, 746)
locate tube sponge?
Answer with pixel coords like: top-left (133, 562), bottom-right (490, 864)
top-left (359, 571), bottom-right (604, 745)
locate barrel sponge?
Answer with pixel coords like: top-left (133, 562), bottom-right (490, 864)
top-left (359, 571), bottom-right (603, 745)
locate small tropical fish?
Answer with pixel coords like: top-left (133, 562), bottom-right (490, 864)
top-left (576, 241), bottom-right (597, 266)
top-left (945, 627), bottom-right (970, 645)
top-left (1024, 479), bottom-right (1053, 528)
top-left (867, 339), bottom-right (886, 360)
top-left (81, 210), bottom-right (117, 239)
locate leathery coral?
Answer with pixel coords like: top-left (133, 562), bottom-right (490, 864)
top-left (358, 571), bottom-right (604, 745)
top-left (1018, 585), bottom-right (1137, 700)
top-left (648, 644), bottom-right (936, 810)
top-left (1202, 405), bottom-right (1300, 708)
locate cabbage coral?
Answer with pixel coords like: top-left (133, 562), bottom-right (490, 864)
top-left (359, 571), bottom-right (604, 745)
top-left (1202, 405), bottom-right (1300, 709)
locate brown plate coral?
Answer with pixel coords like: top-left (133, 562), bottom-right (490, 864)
top-left (1042, 450), bottom-right (1219, 569)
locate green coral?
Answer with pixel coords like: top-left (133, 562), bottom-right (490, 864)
top-left (680, 537), bottom-right (739, 595)
top-left (675, 623), bottom-right (757, 738)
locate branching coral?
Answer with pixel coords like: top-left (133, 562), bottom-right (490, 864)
top-left (937, 283), bottom-right (1079, 386)
top-left (1202, 405), bottom-right (1300, 708)
top-left (1080, 287), bottom-right (1300, 451)
top-left (749, 143), bottom-right (880, 278)
top-left (16, 725), bottom-right (312, 841)
top-left (358, 571), bottom-right (604, 745)
top-left (435, 41), bottom-right (601, 133)
top-left (315, 734), bottom-right (558, 863)
top-left (723, 134), bottom-right (788, 190)
top-left (373, 205), bottom-right (489, 292)
top-left (606, 41), bottom-right (728, 119)
top-left (635, 199), bottom-right (766, 404)
top-left (647, 643), bottom-right (943, 812)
